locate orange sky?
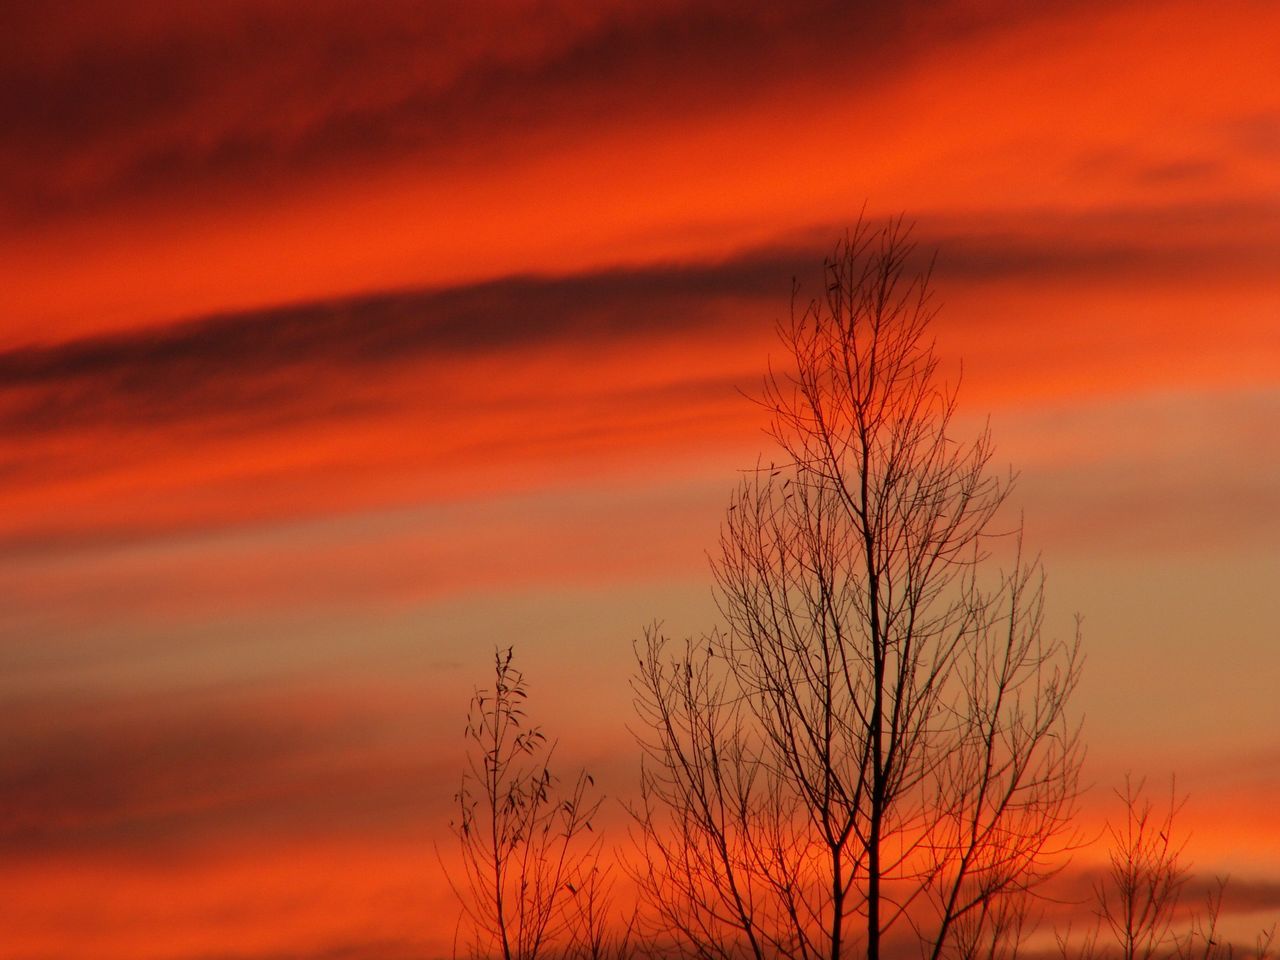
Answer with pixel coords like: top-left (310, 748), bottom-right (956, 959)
top-left (2, 2), bottom-right (1279, 958)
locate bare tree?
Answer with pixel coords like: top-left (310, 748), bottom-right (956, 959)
top-left (630, 221), bottom-right (1084, 960)
top-left (1181, 881), bottom-right (1278, 960)
top-left (449, 647), bottom-right (604, 960)
top-left (1074, 777), bottom-right (1277, 960)
top-left (1094, 777), bottom-right (1189, 960)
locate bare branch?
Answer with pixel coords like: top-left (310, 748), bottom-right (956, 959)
top-left (630, 221), bottom-right (1083, 960)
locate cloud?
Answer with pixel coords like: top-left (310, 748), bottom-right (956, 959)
top-left (1, 828), bottom-right (445, 960)
top-left (1210, 876), bottom-right (1280, 915)
top-left (2, 241), bottom-right (851, 461)
top-left (3, 0), bottom-right (1046, 224)
top-left (0, 681), bottom-right (446, 860)
top-left (4, 198), bottom-right (1276, 438)
top-left (5, 0), bottom-right (1274, 349)
top-left (923, 200), bottom-right (1280, 285)
top-left (0, 251), bottom-right (792, 435)
top-left (180, 941), bottom-right (429, 960)
top-left (0, 249), bottom-right (778, 558)
top-left (0, 200), bottom-right (1276, 566)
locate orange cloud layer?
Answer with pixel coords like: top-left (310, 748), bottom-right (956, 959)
top-left (4, 1), bottom-right (1279, 957)
top-left (3, 0), bottom-right (1276, 342)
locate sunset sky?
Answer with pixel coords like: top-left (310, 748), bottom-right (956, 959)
top-left (3, 2), bottom-right (1279, 958)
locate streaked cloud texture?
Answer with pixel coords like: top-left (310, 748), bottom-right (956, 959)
top-left (3, 1), bottom-right (1278, 957)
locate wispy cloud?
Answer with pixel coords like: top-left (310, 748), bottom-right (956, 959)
top-left (0, 681), bottom-right (439, 859)
top-left (2, 1), bottom-right (1091, 224)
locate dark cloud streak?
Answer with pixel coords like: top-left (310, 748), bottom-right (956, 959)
top-left (0, 686), bottom-right (444, 859)
top-left (0, 249), bottom-right (807, 435)
top-left (0, 0), bottom-right (1082, 223)
top-left (3, 200), bottom-right (1276, 437)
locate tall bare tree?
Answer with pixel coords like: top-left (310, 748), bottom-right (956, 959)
top-left (630, 221), bottom-right (1083, 960)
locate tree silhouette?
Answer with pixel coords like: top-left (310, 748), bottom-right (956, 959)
top-left (448, 647), bottom-right (605, 960)
top-left (1096, 778), bottom-right (1189, 960)
top-left (629, 221), bottom-right (1084, 960)
top-left (1063, 777), bottom-right (1277, 960)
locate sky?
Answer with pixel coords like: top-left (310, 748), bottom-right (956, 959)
top-left (2, 1), bottom-right (1279, 958)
